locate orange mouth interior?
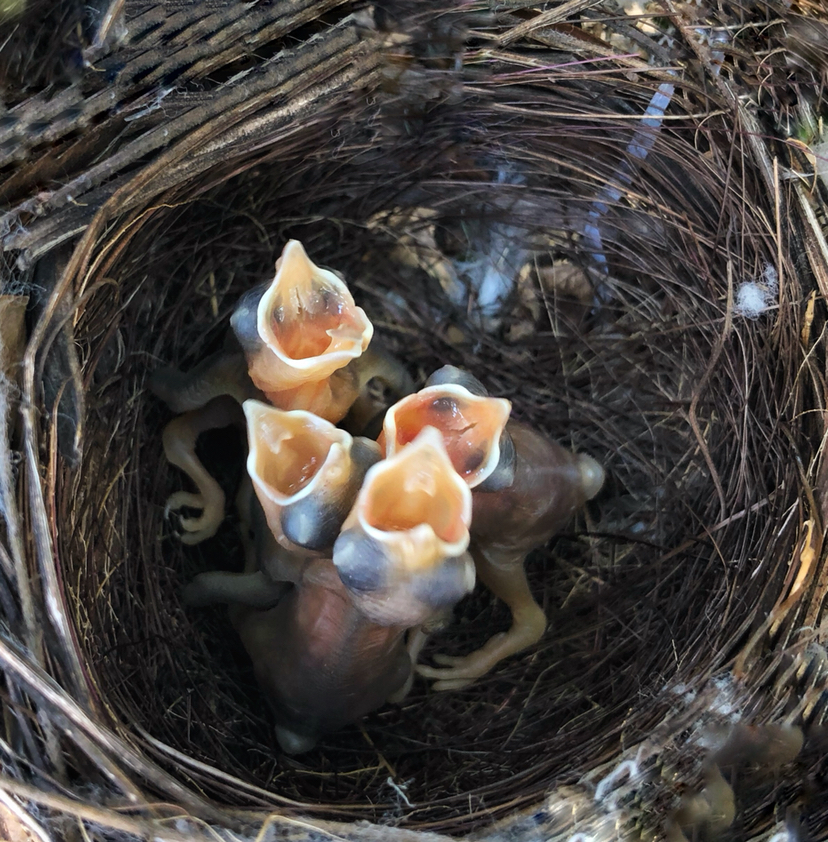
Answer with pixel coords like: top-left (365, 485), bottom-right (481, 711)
top-left (269, 288), bottom-right (353, 360)
top-left (390, 394), bottom-right (499, 481)
top-left (253, 421), bottom-right (332, 497)
top-left (362, 458), bottom-right (466, 545)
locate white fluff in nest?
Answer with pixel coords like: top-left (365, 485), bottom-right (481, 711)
top-left (451, 221), bottom-right (530, 327)
top-left (734, 264), bottom-right (778, 319)
top-left (767, 826), bottom-right (799, 842)
top-left (663, 672), bottom-right (744, 753)
top-left (593, 758), bottom-right (641, 808)
top-left (706, 674), bottom-right (743, 721)
top-left (370, 167), bottom-right (532, 333)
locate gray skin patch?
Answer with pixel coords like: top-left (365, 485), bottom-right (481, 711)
top-left (351, 437), bottom-right (383, 476)
top-left (183, 570), bottom-right (288, 609)
top-left (229, 283), bottom-right (267, 353)
top-left (333, 529), bottom-right (388, 593)
top-left (425, 364), bottom-right (488, 396)
top-left (280, 497), bottom-right (343, 552)
top-left (411, 556), bottom-right (474, 610)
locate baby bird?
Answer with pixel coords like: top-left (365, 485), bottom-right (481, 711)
top-left (159, 396), bottom-right (245, 544)
top-left (383, 365), bottom-right (605, 690)
top-left (150, 240), bottom-right (413, 541)
top-left (192, 426), bottom-right (476, 753)
top-left (150, 240), bottom-right (373, 423)
top-left (244, 400), bottom-right (382, 553)
top-left (333, 426), bottom-right (474, 629)
top-left (229, 239), bottom-right (373, 423)
top-left (184, 400), bottom-right (382, 605)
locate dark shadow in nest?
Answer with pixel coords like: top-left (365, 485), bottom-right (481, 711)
top-left (60, 75), bottom-right (808, 833)
top-left (0, 0), bottom-right (92, 96)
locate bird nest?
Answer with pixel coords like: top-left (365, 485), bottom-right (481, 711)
top-left (1, 1), bottom-right (828, 840)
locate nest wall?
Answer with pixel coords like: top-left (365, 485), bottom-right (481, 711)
top-left (1, 2), bottom-right (827, 840)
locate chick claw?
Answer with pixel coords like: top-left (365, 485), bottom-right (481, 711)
top-left (417, 632), bottom-right (510, 691)
top-left (165, 489), bottom-right (225, 545)
top-left (417, 602), bottom-right (546, 691)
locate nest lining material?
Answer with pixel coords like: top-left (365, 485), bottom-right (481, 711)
top-left (64, 43), bottom-right (806, 830)
top-left (1, 2), bottom-right (828, 840)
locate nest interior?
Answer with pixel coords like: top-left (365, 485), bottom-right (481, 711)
top-left (4, 1), bottom-right (828, 839)
top-left (65, 21), bottom-right (805, 834)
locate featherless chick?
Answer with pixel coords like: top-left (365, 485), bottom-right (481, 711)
top-left (383, 366), bottom-right (604, 689)
top-left (150, 240), bottom-right (412, 542)
top-left (189, 426), bottom-right (475, 753)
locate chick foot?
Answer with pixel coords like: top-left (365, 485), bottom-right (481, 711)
top-left (165, 487), bottom-right (225, 545)
top-left (386, 627), bottom-right (430, 703)
top-left (161, 397), bottom-right (244, 545)
top-left (417, 601), bottom-right (546, 691)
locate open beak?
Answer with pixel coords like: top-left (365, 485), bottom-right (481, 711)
top-left (381, 384), bottom-right (511, 488)
top-left (336, 426), bottom-right (472, 580)
top-left (243, 240), bottom-right (373, 421)
top-left (244, 399), bottom-right (378, 552)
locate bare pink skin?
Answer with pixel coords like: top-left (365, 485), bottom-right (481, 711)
top-left (418, 420), bottom-right (604, 690)
top-left (185, 428), bottom-right (475, 753)
top-left (231, 559), bottom-right (411, 754)
top-left (470, 421), bottom-right (601, 552)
